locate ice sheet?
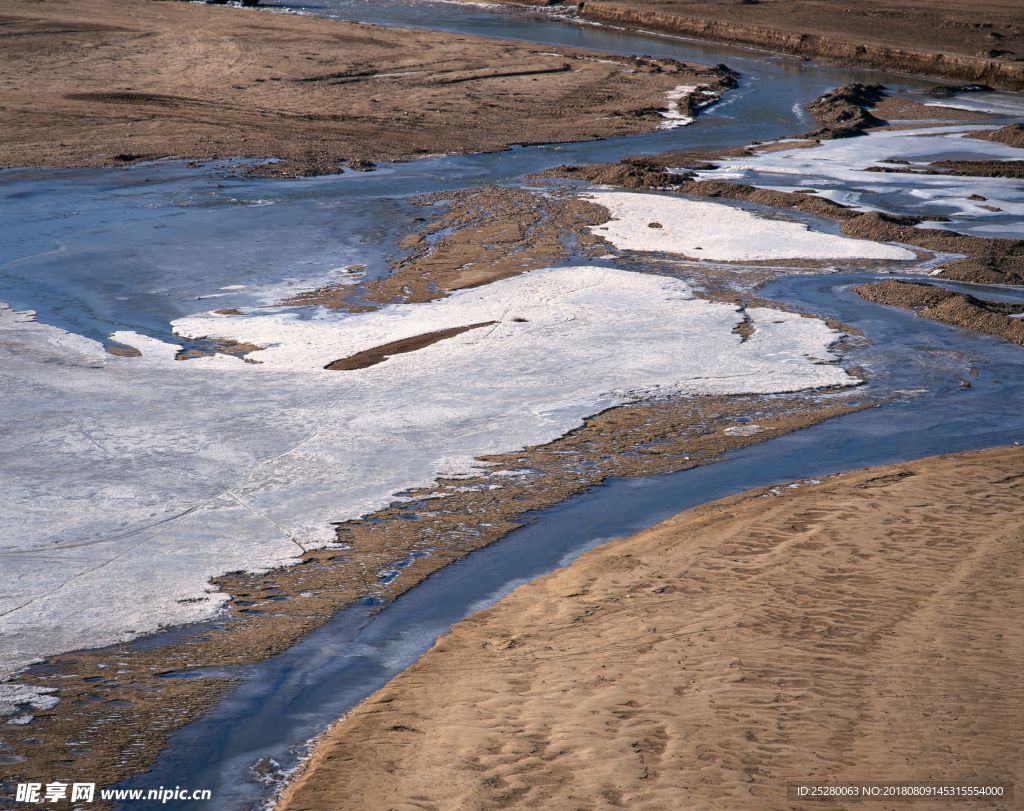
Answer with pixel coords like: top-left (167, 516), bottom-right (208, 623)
top-left (0, 267), bottom-right (857, 679)
top-left (585, 191), bottom-right (916, 261)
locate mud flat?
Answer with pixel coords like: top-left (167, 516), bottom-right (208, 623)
top-left (279, 446), bottom-right (1024, 811)
top-left (0, 0), bottom-right (733, 176)
top-left (281, 187), bottom-right (611, 311)
top-left (569, 0), bottom-right (1024, 91)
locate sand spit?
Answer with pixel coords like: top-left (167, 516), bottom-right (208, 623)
top-left (279, 446), bottom-right (1024, 811)
top-left (324, 321), bottom-right (498, 370)
top-left (0, 390), bottom-right (867, 801)
top-left (294, 187), bottom-right (609, 310)
top-left (854, 279), bottom-right (1024, 345)
top-left (0, 0), bottom-right (734, 176)
top-left (571, 0), bottom-right (1024, 91)
top-left (971, 123), bottom-right (1024, 147)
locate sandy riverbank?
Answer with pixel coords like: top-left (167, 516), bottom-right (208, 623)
top-left (279, 445), bottom-right (1024, 810)
top-left (0, 0), bottom-right (733, 176)
top-left (569, 0), bottom-right (1024, 91)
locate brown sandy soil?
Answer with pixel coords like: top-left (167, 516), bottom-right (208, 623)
top-left (324, 321), bottom-right (498, 370)
top-left (0, 0), bottom-right (733, 177)
top-left (279, 446), bottom-right (1024, 811)
top-left (871, 94), bottom-right (995, 122)
top-left (971, 123), bottom-right (1024, 147)
top-left (0, 390), bottom-right (871, 804)
top-left (280, 187), bottom-right (609, 311)
top-left (571, 0), bottom-right (1024, 90)
top-left (864, 159), bottom-right (1024, 178)
top-left (927, 160), bottom-right (1024, 178)
top-left (854, 279), bottom-right (1024, 345)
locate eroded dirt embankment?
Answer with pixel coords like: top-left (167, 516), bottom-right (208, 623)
top-left (574, 0), bottom-right (1024, 91)
top-left (0, 0), bottom-right (734, 176)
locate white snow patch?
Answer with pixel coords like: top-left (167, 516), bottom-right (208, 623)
top-left (724, 424), bottom-right (763, 437)
top-left (657, 84), bottom-right (722, 130)
top-left (585, 191), bottom-right (915, 261)
top-left (0, 267), bottom-right (857, 679)
top-left (659, 85), bottom-right (696, 129)
top-left (0, 684), bottom-right (59, 716)
top-left (109, 330), bottom-right (182, 361)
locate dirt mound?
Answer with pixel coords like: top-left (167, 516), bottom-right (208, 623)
top-left (970, 123), bottom-right (1024, 148)
top-left (545, 158), bottom-right (691, 189)
top-left (803, 83), bottom-right (887, 139)
top-left (854, 279), bottom-right (1024, 344)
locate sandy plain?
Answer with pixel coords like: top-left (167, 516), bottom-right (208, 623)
top-left (281, 445), bottom-right (1024, 810)
top-left (0, 0), bottom-right (733, 176)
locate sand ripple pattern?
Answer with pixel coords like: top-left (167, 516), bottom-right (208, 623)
top-left (280, 446), bottom-right (1024, 810)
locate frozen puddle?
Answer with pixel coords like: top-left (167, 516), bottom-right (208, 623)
top-left (690, 125), bottom-right (1024, 238)
top-left (0, 266), bottom-right (857, 681)
top-left (585, 190), bottom-right (916, 261)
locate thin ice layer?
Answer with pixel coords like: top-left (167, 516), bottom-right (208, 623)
top-left (0, 267), bottom-right (856, 679)
top-left (690, 126), bottom-right (1024, 238)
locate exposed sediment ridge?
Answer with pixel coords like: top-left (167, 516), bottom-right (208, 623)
top-left (854, 279), bottom-right (1024, 345)
top-left (576, 1), bottom-right (1024, 91)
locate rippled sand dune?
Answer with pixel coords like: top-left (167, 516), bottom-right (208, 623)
top-left (280, 446), bottom-right (1024, 810)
